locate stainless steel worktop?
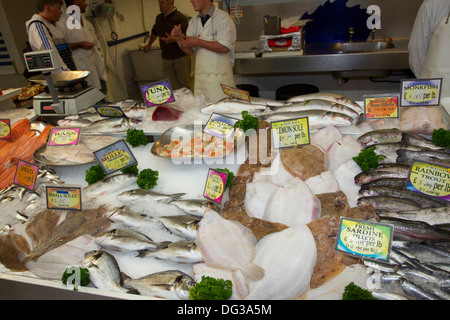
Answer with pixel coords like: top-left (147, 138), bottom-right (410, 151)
top-left (233, 38), bottom-right (411, 76)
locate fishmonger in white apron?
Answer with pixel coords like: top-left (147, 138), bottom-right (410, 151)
top-left (190, 12), bottom-right (236, 102)
top-left (421, 11), bottom-right (450, 97)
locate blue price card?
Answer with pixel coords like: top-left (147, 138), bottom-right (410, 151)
top-left (93, 139), bottom-right (138, 175)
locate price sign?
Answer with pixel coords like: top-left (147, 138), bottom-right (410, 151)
top-left (140, 79), bottom-right (175, 106)
top-left (335, 217), bottom-right (393, 262)
top-left (400, 78), bottom-right (442, 106)
top-left (203, 169), bottom-right (228, 204)
top-left (407, 160), bottom-right (450, 201)
top-left (364, 94), bottom-right (399, 120)
top-left (0, 119), bottom-right (12, 141)
top-left (94, 105), bottom-right (126, 118)
top-left (13, 160), bottom-right (39, 190)
top-left (221, 83), bottom-right (251, 102)
top-left (203, 113), bottom-right (238, 139)
top-left (48, 127), bottom-right (81, 147)
top-left (46, 185), bottom-right (82, 211)
top-left (93, 139), bottom-right (137, 175)
top-left (271, 117), bottom-right (310, 149)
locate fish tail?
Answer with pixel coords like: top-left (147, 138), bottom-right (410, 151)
top-left (241, 262), bottom-right (265, 282)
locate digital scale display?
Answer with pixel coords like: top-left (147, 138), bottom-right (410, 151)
top-left (26, 53), bottom-right (53, 70)
top-left (24, 49), bottom-right (60, 72)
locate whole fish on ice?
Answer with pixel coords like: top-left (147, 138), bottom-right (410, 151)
top-left (117, 189), bottom-right (185, 205)
top-left (82, 118), bottom-right (142, 134)
top-left (123, 270), bottom-right (195, 300)
top-left (287, 92), bottom-right (362, 113)
top-left (107, 205), bottom-right (154, 231)
top-left (168, 199), bottom-right (221, 217)
top-left (138, 240), bottom-right (203, 264)
top-left (261, 110), bottom-right (353, 129)
top-left (159, 215), bottom-right (200, 240)
top-left (266, 99), bottom-right (359, 119)
top-left (95, 228), bottom-right (160, 252)
top-left (201, 99), bottom-right (267, 115)
top-left (84, 174), bottom-right (138, 196)
top-left (82, 250), bottom-right (129, 293)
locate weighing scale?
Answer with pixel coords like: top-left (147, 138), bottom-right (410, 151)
top-left (24, 49), bottom-right (105, 116)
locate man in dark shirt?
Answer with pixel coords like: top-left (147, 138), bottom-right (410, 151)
top-left (142, 0), bottom-right (190, 90)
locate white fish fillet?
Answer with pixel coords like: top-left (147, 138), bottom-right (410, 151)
top-left (332, 159), bottom-right (362, 208)
top-left (245, 224), bottom-right (317, 300)
top-left (263, 178), bottom-right (321, 227)
top-left (305, 171), bottom-right (340, 195)
top-left (399, 106), bottom-right (448, 135)
top-left (325, 135), bottom-right (362, 171)
top-left (195, 209), bottom-right (264, 299)
top-left (311, 126), bottom-right (343, 152)
top-left (244, 181), bottom-right (279, 219)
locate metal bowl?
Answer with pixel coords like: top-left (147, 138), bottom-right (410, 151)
top-left (29, 71), bottom-right (91, 88)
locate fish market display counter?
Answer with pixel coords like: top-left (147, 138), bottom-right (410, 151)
top-left (0, 91), bottom-right (449, 301)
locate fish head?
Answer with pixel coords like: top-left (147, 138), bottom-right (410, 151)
top-left (107, 206), bottom-right (126, 219)
top-left (174, 274), bottom-right (196, 300)
top-left (83, 250), bottom-right (103, 266)
top-left (357, 133), bottom-right (375, 146)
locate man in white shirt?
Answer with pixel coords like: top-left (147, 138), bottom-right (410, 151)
top-left (25, 0), bottom-right (77, 73)
top-left (59, 0), bottom-right (107, 94)
top-left (408, 0), bottom-right (450, 97)
top-left (171, 0), bottom-right (236, 102)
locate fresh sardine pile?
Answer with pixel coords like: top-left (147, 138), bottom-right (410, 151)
top-left (366, 241), bottom-right (450, 300)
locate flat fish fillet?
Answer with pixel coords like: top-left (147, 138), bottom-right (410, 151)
top-left (332, 159), bottom-right (362, 208)
top-left (325, 135), bottom-right (362, 171)
top-left (311, 126), bottom-right (343, 151)
top-left (195, 209), bottom-right (264, 298)
top-left (280, 144), bottom-right (325, 180)
top-left (246, 224), bottom-right (317, 300)
top-left (263, 178), bottom-right (321, 227)
top-left (244, 181), bottom-right (279, 219)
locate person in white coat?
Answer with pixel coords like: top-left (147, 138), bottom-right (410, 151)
top-left (26, 0), bottom-right (77, 74)
top-left (171, 0), bottom-right (236, 102)
top-left (409, 0), bottom-right (450, 97)
top-left (59, 0), bottom-right (107, 94)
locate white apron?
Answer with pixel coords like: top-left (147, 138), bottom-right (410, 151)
top-left (421, 12), bottom-right (450, 98)
top-left (194, 17), bottom-right (235, 102)
top-left (63, 15), bottom-right (106, 89)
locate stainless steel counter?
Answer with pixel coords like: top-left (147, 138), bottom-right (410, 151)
top-left (233, 39), bottom-right (411, 76)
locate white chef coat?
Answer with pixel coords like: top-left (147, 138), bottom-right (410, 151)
top-left (58, 13), bottom-right (107, 90)
top-left (25, 14), bottom-right (72, 73)
top-left (408, 0), bottom-right (450, 78)
top-left (186, 6), bottom-right (237, 102)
